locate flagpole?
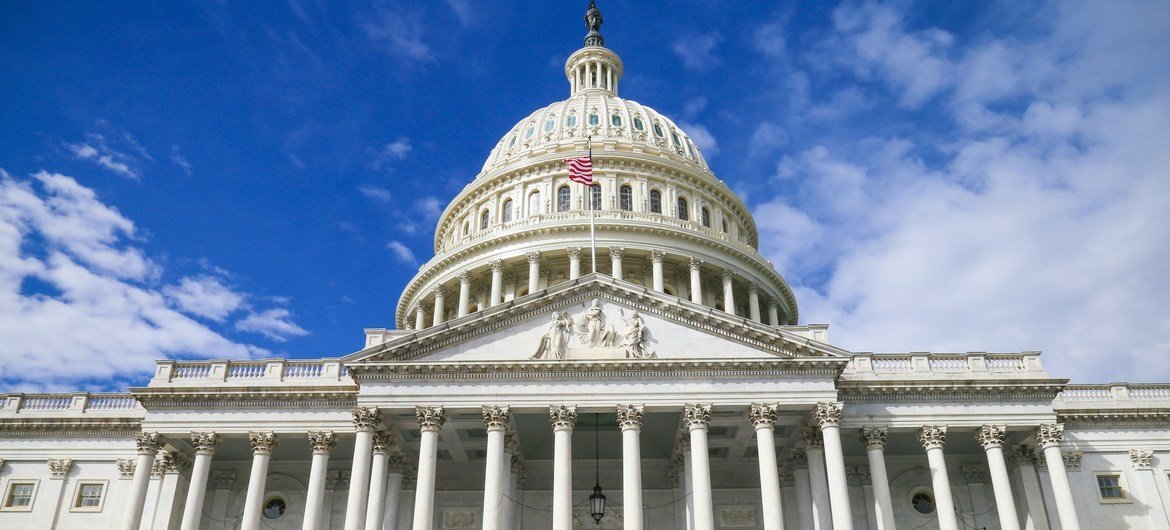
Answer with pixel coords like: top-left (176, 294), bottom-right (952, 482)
top-left (587, 136), bottom-right (597, 274)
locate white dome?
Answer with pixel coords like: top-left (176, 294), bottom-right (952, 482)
top-left (480, 93), bottom-right (711, 175)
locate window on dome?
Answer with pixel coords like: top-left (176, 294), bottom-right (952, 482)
top-left (677, 197), bottom-right (689, 220)
top-left (589, 113), bottom-right (599, 126)
top-left (557, 185), bottom-right (571, 212)
top-left (566, 114), bottom-right (577, 127)
top-left (501, 199), bottom-right (513, 223)
top-left (462, 221), bottom-right (469, 236)
top-left (633, 117), bottom-right (644, 130)
top-left (508, 135), bottom-right (517, 148)
top-left (528, 191), bottom-right (541, 216)
top-left (480, 209), bottom-right (490, 230)
top-left (649, 189), bottom-right (662, 213)
top-left (611, 114), bottom-right (622, 127)
top-left (619, 185), bottom-right (632, 211)
top-left (671, 131), bottom-right (681, 145)
top-left (721, 219), bottom-right (728, 233)
top-left (525, 126), bottom-right (534, 139)
top-left (544, 119), bottom-right (555, 132)
top-left (701, 207), bottom-right (711, 227)
top-left (589, 185), bottom-right (602, 210)
top-left (653, 123), bottom-right (664, 137)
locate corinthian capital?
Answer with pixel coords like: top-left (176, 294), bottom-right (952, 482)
top-left (352, 406), bottom-right (382, 432)
top-left (650, 249), bottom-right (666, 262)
top-left (116, 458), bottom-right (136, 479)
top-left (920, 425), bottom-right (948, 450)
top-left (388, 452), bottom-right (410, 472)
top-left (47, 458), bottom-right (73, 479)
top-left (975, 424), bottom-right (1007, 450)
top-left (191, 431), bottom-right (221, 456)
top-left (459, 270), bottom-right (471, 283)
top-left (815, 401), bottom-right (844, 428)
top-left (684, 403), bottom-right (712, 430)
top-left (1036, 423), bottom-right (1064, 448)
top-left (689, 257), bottom-right (703, 271)
top-left (749, 403), bottom-right (778, 429)
top-left (800, 426), bottom-right (824, 449)
top-left (525, 250), bottom-right (542, 264)
top-left (1129, 449), bottom-right (1153, 469)
top-left (372, 431), bottom-right (395, 455)
top-left (416, 406), bottom-right (447, 432)
top-left (860, 426), bottom-right (888, 450)
top-left (249, 432), bottom-right (279, 455)
top-left (720, 268), bottom-right (735, 281)
top-left (609, 246), bottom-right (624, 259)
top-left (549, 405), bottom-right (578, 431)
top-left (567, 246), bottom-right (583, 259)
top-left (617, 404), bottom-right (645, 430)
top-left (482, 405), bottom-right (512, 431)
top-left (135, 432), bottom-right (165, 455)
top-left (490, 259), bottom-right (504, 273)
top-left (307, 431), bottom-right (338, 455)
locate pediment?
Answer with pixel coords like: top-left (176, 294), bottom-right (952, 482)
top-left (345, 274), bottom-right (851, 364)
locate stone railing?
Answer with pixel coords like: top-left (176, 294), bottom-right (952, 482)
top-left (151, 359), bottom-right (352, 387)
top-left (0, 393), bottom-right (142, 415)
top-left (1056, 384), bottom-right (1170, 404)
top-left (847, 352), bottom-right (1047, 378)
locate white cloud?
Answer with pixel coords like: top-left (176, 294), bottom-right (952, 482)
top-left (362, 6), bottom-right (434, 62)
top-left (163, 276), bottom-right (246, 322)
top-left (678, 122), bottom-right (719, 157)
top-left (748, 122), bottom-right (789, 157)
top-left (371, 137), bottom-right (413, 172)
top-left (235, 308), bottom-right (309, 342)
top-left (67, 139), bottom-right (139, 180)
top-left (673, 32), bottom-right (723, 71)
top-left (359, 185), bottom-right (392, 203)
top-left (753, 22), bottom-right (787, 58)
top-left (0, 171), bottom-right (287, 390)
top-left (386, 240), bottom-right (417, 265)
top-left (170, 145), bottom-right (192, 175)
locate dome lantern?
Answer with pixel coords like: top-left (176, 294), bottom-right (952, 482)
top-left (566, 2), bottom-right (622, 97)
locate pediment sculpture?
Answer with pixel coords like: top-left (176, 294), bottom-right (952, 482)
top-left (532, 298), bottom-right (655, 360)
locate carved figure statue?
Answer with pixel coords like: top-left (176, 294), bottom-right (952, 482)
top-left (532, 311), bottom-right (573, 360)
top-left (620, 310), bottom-right (654, 359)
top-left (585, 1), bottom-right (603, 33)
top-left (576, 298), bottom-right (616, 347)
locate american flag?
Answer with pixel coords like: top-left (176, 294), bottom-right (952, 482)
top-left (564, 153), bottom-right (593, 186)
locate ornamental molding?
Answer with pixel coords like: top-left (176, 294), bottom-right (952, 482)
top-left (976, 424), bottom-right (1007, 449)
top-left (860, 426), bottom-right (888, 450)
top-left (683, 403), bottom-right (712, 430)
top-left (308, 431), bottom-right (338, 455)
top-left (0, 418), bottom-right (142, 438)
top-left (616, 404), bottom-right (645, 430)
top-left (839, 381), bottom-right (1065, 402)
top-left (920, 425), bottom-right (948, 450)
top-left (1129, 449), bottom-right (1154, 469)
top-left (130, 388), bottom-right (357, 409)
top-left (47, 458), bottom-right (73, 479)
top-left (549, 405), bottom-right (578, 431)
top-left (350, 358), bottom-right (844, 383)
top-left (482, 406), bottom-right (512, 431)
top-left (1057, 410), bottom-right (1170, 427)
top-left (362, 276), bottom-right (845, 366)
top-left (191, 431), bottom-right (221, 455)
top-left (749, 403), bottom-right (778, 429)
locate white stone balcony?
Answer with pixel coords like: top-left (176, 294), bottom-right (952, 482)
top-left (147, 358), bottom-right (354, 388)
top-left (1054, 383), bottom-right (1170, 409)
top-left (843, 351), bottom-right (1051, 381)
top-left (0, 392), bottom-right (143, 418)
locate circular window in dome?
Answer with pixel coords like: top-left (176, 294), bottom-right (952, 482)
top-left (566, 114), bottom-right (577, 127)
top-left (263, 496), bottom-right (287, 520)
top-left (544, 119), bottom-right (555, 132)
top-left (910, 490), bottom-right (935, 515)
top-left (633, 117), bottom-right (644, 131)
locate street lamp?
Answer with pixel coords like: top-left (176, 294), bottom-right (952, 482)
top-left (589, 413), bottom-right (606, 524)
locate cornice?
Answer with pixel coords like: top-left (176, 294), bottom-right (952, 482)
top-left (131, 387), bottom-right (358, 409)
top-left (0, 417), bottom-right (142, 438)
top-left (1056, 409), bottom-right (1170, 427)
top-left (839, 380), bottom-right (1067, 402)
top-left (349, 358), bottom-right (848, 382)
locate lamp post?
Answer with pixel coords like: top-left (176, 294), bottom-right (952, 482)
top-left (589, 413), bottom-right (607, 525)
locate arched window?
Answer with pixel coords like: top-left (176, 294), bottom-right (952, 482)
top-left (677, 197), bottom-right (689, 220)
top-left (544, 118), bottom-right (555, 132)
top-left (611, 114), bottom-right (622, 127)
top-left (721, 219), bottom-right (728, 233)
top-left (649, 189), bottom-right (662, 213)
top-left (528, 191), bottom-right (541, 216)
top-left (589, 185), bottom-right (602, 210)
top-left (480, 209), bottom-right (490, 230)
top-left (701, 207), bottom-right (711, 227)
top-left (653, 122), bottom-right (664, 137)
top-left (619, 185), bottom-right (633, 211)
top-left (566, 114), bottom-right (577, 127)
top-left (557, 185), bottom-right (571, 212)
top-left (462, 221), bottom-right (469, 236)
top-left (633, 117), bottom-right (644, 131)
top-left (525, 126), bottom-right (534, 139)
top-left (588, 113), bottom-right (599, 126)
top-left (501, 199), bottom-right (513, 223)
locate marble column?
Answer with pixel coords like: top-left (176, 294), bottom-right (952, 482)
top-left (920, 425), bottom-right (959, 530)
top-left (680, 436), bottom-right (696, 530)
top-left (610, 246), bottom-right (624, 280)
top-left (526, 251), bottom-right (541, 294)
top-left (861, 426), bottom-right (896, 530)
top-left (242, 432), bottom-right (278, 530)
top-left (618, 405), bottom-right (646, 530)
top-left (816, 402), bottom-right (853, 530)
top-left (345, 407), bottom-right (382, 530)
top-left (720, 269), bottom-right (736, 315)
top-left (489, 259), bottom-right (504, 307)
top-left (482, 406), bottom-right (511, 530)
top-left (685, 404), bottom-right (715, 530)
top-left (457, 271), bottom-right (471, 317)
top-left (1037, 423), bottom-right (1081, 530)
top-left (384, 453), bottom-right (407, 530)
top-left (365, 432), bottom-right (395, 530)
top-left (124, 433), bottom-right (164, 530)
top-left (750, 403), bottom-right (785, 530)
top-left (747, 283), bottom-right (761, 322)
top-left (802, 428), bottom-right (832, 530)
top-left (1009, 446), bottom-right (1050, 530)
top-left (689, 258), bottom-right (703, 304)
top-left (414, 305), bottom-right (426, 330)
top-left (788, 450), bottom-right (814, 530)
top-left (412, 406), bottom-right (446, 530)
top-left (303, 431), bottom-right (338, 530)
top-left (1129, 449), bottom-right (1170, 528)
top-left (650, 250), bottom-right (665, 292)
top-left (550, 405), bottom-right (577, 530)
top-left (180, 432), bottom-right (221, 530)
top-left (975, 424), bottom-right (1020, 530)
top-left (767, 303), bottom-right (780, 326)
top-left (568, 247), bottom-right (582, 280)
top-left (44, 458), bottom-right (73, 529)
top-left (431, 288), bottom-right (445, 326)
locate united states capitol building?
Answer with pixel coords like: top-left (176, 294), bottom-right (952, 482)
top-left (3, 4), bottom-right (1169, 530)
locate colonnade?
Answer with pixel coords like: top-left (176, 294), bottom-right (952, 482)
top-left (407, 247), bottom-right (787, 331)
top-left (119, 405), bottom-right (1083, 530)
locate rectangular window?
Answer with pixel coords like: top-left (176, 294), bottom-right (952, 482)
top-left (1095, 473), bottom-right (1129, 502)
top-left (3, 481), bottom-right (37, 511)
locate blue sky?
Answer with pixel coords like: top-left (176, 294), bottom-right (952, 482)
top-left (1, 1), bottom-right (1168, 391)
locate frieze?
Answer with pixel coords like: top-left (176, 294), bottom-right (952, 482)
top-left (0, 418), bottom-right (142, 437)
top-left (840, 382), bottom-right (1064, 402)
top-left (352, 358), bottom-right (845, 383)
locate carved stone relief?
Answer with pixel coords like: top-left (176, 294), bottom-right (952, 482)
top-left (532, 298), bottom-right (655, 360)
